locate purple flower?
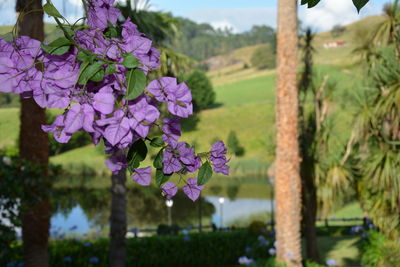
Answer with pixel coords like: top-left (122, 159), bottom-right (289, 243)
top-left (128, 95), bottom-right (160, 138)
top-left (146, 77), bottom-right (177, 102)
top-left (238, 256), bottom-right (254, 266)
top-left (88, 256), bottom-right (100, 264)
top-left (105, 155), bottom-right (127, 174)
top-left (87, 0), bottom-right (121, 30)
top-left (64, 104), bottom-right (95, 134)
top-left (161, 182), bottom-right (178, 199)
top-left (162, 118), bottom-right (181, 146)
top-left (326, 259), bottom-right (337, 266)
top-left (166, 82), bottom-right (193, 118)
top-left (42, 115), bottom-right (71, 143)
top-left (268, 248), bottom-right (276, 256)
top-left (131, 167), bottom-right (152, 186)
top-left (122, 18), bottom-right (141, 39)
top-left (209, 141), bottom-right (230, 175)
top-left (183, 178), bottom-right (204, 201)
top-left (93, 87), bottom-right (115, 115)
top-left (162, 149), bottom-right (182, 174)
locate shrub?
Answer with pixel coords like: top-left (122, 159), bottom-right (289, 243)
top-left (2, 231), bottom-right (271, 267)
top-left (180, 70), bottom-right (215, 111)
top-left (250, 45), bottom-right (276, 70)
top-left (227, 130), bottom-right (245, 157)
top-left (361, 230), bottom-right (400, 267)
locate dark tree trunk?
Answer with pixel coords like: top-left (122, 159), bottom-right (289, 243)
top-left (275, 0), bottom-right (302, 266)
top-left (16, 1), bottom-right (50, 267)
top-left (301, 175), bottom-right (320, 262)
top-left (109, 168), bottom-right (127, 267)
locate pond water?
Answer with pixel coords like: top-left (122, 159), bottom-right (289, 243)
top-left (2, 176), bottom-right (274, 237)
top-left (50, 196), bottom-right (275, 236)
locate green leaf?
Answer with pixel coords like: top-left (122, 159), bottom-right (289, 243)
top-left (41, 37), bottom-right (72, 55)
top-left (127, 139), bottom-right (148, 169)
top-left (352, 0), bottom-right (369, 12)
top-left (78, 62), bottom-right (104, 85)
top-left (153, 149), bottom-right (164, 169)
top-left (123, 54), bottom-right (140, 68)
top-left (155, 169), bottom-right (171, 187)
top-left (43, 2), bottom-right (63, 18)
top-left (150, 137), bottom-right (165, 148)
top-left (125, 69), bottom-right (146, 100)
top-left (90, 69), bottom-right (105, 83)
top-left (300, 0), bottom-right (321, 8)
top-left (197, 161), bottom-right (213, 185)
top-left (105, 64), bottom-right (116, 75)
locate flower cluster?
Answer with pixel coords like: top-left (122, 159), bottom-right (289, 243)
top-left (0, 0), bottom-right (229, 201)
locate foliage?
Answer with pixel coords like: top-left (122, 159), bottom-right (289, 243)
top-left (170, 18), bottom-right (276, 61)
top-left (301, 0), bottom-right (369, 12)
top-left (349, 45), bottom-right (400, 238)
top-left (2, 231), bottom-right (271, 266)
top-left (331, 25), bottom-right (346, 38)
top-left (250, 45), bottom-right (276, 70)
top-left (0, 152), bottom-right (62, 260)
top-left (361, 231), bottom-right (400, 267)
top-left (227, 130), bottom-right (245, 157)
top-left (179, 70), bottom-right (215, 111)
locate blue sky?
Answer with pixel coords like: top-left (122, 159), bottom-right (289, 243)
top-left (0, 0), bottom-right (390, 32)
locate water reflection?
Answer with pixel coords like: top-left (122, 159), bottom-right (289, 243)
top-left (50, 186), bottom-right (215, 236)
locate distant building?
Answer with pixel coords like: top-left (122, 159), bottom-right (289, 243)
top-left (323, 40), bottom-right (346, 49)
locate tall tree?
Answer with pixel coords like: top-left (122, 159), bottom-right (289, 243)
top-left (15, 0), bottom-right (50, 267)
top-left (275, 0), bottom-right (302, 265)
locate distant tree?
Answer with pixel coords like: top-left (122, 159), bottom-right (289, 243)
top-left (251, 45), bottom-right (276, 70)
top-left (331, 24), bottom-right (346, 37)
top-left (227, 131), bottom-right (245, 157)
top-left (181, 70), bottom-right (215, 111)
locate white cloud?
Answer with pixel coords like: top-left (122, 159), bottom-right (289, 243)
top-left (299, 0), bottom-right (381, 32)
top-left (187, 7), bottom-right (276, 33)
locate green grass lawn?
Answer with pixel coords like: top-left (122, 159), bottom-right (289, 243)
top-left (0, 107), bottom-right (19, 149)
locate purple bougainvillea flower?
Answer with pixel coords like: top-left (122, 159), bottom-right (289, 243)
top-left (87, 0), bottom-right (121, 30)
top-left (93, 87), bottom-right (115, 115)
top-left (121, 18), bottom-right (141, 39)
top-left (162, 118), bottom-right (181, 146)
top-left (161, 182), bottom-right (178, 200)
top-left (132, 167), bottom-right (151, 186)
top-left (209, 141), bottom-right (230, 175)
top-left (146, 77), bottom-right (177, 102)
top-left (128, 95), bottom-right (160, 138)
top-left (105, 155), bottom-right (128, 174)
top-left (166, 82), bottom-right (193, 118)
top-left (104, 117), bottom-right (131, 146)
top-left (42, 115), bottom-right (72, 143)
top-left (162, 149), bottom-right (182, 174)
top-left (64, 104), bottom-right (95, 134)
top-left (121, 36), bottom-right (152, 56)
top-left (183, 178), bottom-right (204, 201)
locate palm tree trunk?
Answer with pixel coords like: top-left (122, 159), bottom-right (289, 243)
top-left (302, 176), bottom-right (320, 262)
top-left (109, 168), bottom-right (127, 267)
top-left (275, 0), bottom-right (302, 266)
top-left (16, 1), bottom-right (50, 267)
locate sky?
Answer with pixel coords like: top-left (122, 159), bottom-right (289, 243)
top-left (0, 0), bottom-right (389, 32)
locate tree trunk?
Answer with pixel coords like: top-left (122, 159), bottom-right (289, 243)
top-left (109, 168), bottom-right (127, 267)
top-left (302, 175), bottom-right (320, 262)
top-left (275, 0), bottom-right (302, 266)
top-left (16, 1), bottom-right (50, 267)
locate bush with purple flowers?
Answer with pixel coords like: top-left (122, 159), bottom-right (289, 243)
top-left (0, 0), bottom-right (229, 201)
